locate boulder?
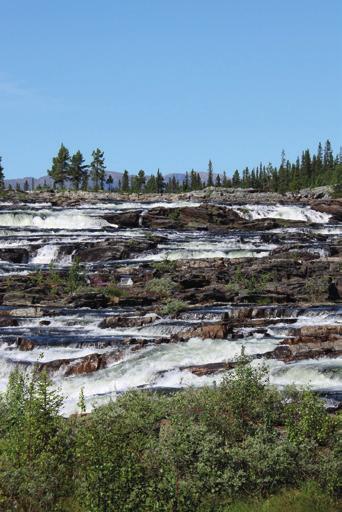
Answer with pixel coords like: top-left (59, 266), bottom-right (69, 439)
top-left (17, 337), bottom-right (36, 351)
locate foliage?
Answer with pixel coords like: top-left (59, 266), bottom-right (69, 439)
top-left (0, 369), bottom-right (74, 511)
top-left (284, 388), bottom-right (335, 445)
top-left (160, 298), bottom-right (188, 316)
top-left (152, 257), bottom-right (177, 273)
top-left (146, 277), bottom-right (176, 297)
top-left (0, 362), bottom-right (340, 511)
top-left (227, 268), bottom-right (275, 294)
top-left (223, 482), bottom-right (340, 512)
top-left (0, 156), bottom-right (5, 190)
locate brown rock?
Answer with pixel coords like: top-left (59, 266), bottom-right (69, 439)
top-left (17, 337), bottom-right (36, 351)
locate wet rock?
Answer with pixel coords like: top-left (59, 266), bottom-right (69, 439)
top-left (40, 350), bottom-right (125, 376)
top-left (68, 292), bottom-right (110, 308)
top-left (99, 313), bottom-right (159, 329)
top-left (175, 321), bottom-right (232, 340)
top-left (0, 248), bottom-right (30, 264)
top-left (180, 361), bottom-right (236, 376)
top-left (17, 337), bottom-right (37, 351)
top-left (311, 199), bottom-right (342, 221)
top-left (0, 316), bottom-right (19, 327)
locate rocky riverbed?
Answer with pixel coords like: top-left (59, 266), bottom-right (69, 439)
top-left (0, 188), bottom-right (341, 414)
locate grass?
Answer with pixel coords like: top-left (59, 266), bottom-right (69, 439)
top-left (223, 482), bottom-right (341, 512)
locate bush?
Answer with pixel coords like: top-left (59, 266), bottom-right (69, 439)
top-left (0, 362), bottom-right (340, 511)
top-left (284, 389), bottom-right (334, 445)
top-left (160, 298), bottom-right (188, 316)
top-left (146, 277), bottom-right (176, 297)
top-left (152, 258), bottom-right (177, 273)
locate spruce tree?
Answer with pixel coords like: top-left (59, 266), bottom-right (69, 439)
top-left (156, 169), bottom-right (164, 194)
top-left (90, 148), bottom-right (106, 191)
top-left (121, 170), bottom-right (130, 193)
top-left (232, 170), bottom-right (240, 187)
top-left (0, 156), bottom-right (5, 190)
top-left (47, 144), bottom-right (70, 189)
top-left (207, 160), bottom-right (214, 187)
top-left (183, 171), bottom-right (190, 191)
top-left (106, 175), bottom-right (114, 192)
top-left (69, 151), bottom-right (87, 191)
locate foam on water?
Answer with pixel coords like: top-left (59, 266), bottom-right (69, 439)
top-left (0, 210), bottom-right (117, 230)
top-left (268, 358), bottom-right (342, 389)
top-left (56, 336), bottom-right (277, 413)
top-left (229, 204), bottom-right (331, 223)
top-left (30, 244), bottom-right (60, 264)
top-left (137, 248), bottom-right (270, 261)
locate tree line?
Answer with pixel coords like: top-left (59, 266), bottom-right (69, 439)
top-left (1, 139), bottom-right (341, 194)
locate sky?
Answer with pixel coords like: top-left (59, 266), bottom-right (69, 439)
top-left (1, 0), bottom-right (341, 179)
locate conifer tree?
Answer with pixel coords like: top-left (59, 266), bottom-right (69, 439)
top-left (90, 148), bottom-right (106, 191)
top-left (106, 175), bottom-right (114, 192)
top-left (232, 169), bottom-right (240, 187)
top-left (0, 156), bottom-right (4, 190)
top-left (69, 150), bottom-right (87, 191)
top-left (156, 169), bottom-right (164, 194)
top-left (207, 160), bottom-right (214, 186)
top-left (215, 174), bottom-right (221, 187)
top-left (47, 144), bottom-right (70, 189)
top-left (183, 171), bottom-right (190, 191)
top-left (121, 170), bottom-right (130, 192)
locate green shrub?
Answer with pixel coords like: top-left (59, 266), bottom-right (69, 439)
top-left (152, 258), bottom-right (177, 273)
top-left (160, 298), bottom-right (188, 316)
top-left (146, 277), bottom-right (176, 297)
top-left (284, 389), bottom-right (334, 445)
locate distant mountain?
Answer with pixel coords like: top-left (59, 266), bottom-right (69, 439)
top-left (4, 171), bottom-right (213, 191)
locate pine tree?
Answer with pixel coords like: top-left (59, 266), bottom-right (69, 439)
top-left (232, 170), bottom-right (240, 187)
top-left (24, 179), bottom-right (29, 192)
top-left (207, 160), bottom-right (214, 187)
top-left (69, 151), bottom-right (87, 191)
top-left (47, 144), bottom-right (70, 189)
top-left (121, 170), bottom-right (130, 193)
top-left (106, 175), bottom-right (114, 192)
top-left (0, 156), bottom-right (5, 190)
top-left (215, 174), bottom-right (221, 187)
top-left (135, 170), bottom-right (146, 193)
top-left (156, 169), bottom-right (164, 194)
top-left (145, 174), bottom-right (157, 193)
top-left (90, 149), bottom-right (106, 191)
top-left (183, 171), bottom-right (190, 191)
top-left (323, 140), bottom-right (334, 170)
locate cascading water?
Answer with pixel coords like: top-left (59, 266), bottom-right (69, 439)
top-left (0, 197), bottom-right (340, 415)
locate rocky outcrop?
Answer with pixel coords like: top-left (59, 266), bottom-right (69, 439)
top-left (175, 321), bottom-right (232, 341)
top-left (311, 199), bottom-right (342, 221)
top-left (0, 248), bottom-right (29, 264)
top-left (99, 313), bottom-right (159, 329)
top-left (0, 316), bottom-right (19, 327)
top-left (17, 337), bottom-right (37, 351)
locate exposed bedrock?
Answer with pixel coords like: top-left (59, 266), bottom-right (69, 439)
top-left (73, 237), bottom-right (162, 262)
top-left (311, 199), bottom-right (342, 221)
top-left (0, 248), bottom-right (30, 264)
top-left (103, 204), bottom-right (308, 231)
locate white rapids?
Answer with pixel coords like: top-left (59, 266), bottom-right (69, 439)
top-left (0, 198), bottom-right (340, 415)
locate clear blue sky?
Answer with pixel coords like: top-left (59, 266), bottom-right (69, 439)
top-left (1, 0), bottom-right (341, 179)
